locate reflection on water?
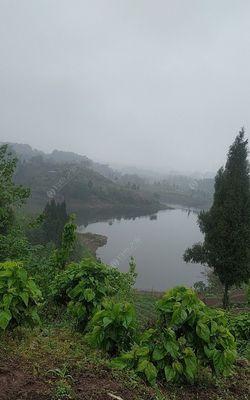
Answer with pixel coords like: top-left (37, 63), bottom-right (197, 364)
top-left (76, 205), bottom-right (169, 226)
top-left (78, 208), bottom-right (205, 291)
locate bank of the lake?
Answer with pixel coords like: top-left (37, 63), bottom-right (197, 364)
top-left (77, 232), bottom-right (107, 257)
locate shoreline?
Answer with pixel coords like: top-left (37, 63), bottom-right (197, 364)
top-left (77, 232), bottom-right (107, 257)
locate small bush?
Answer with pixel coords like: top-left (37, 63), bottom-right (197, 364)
top-left (228, 312), bottom-right (250, 359)
top-left (88, 299), bottom-right (136, 355)
top-left (51, 258), bottom-right (137, 330)
top-left (157, 287), bottom-right (236, 377)
top-left (106, 257), bottom-right (137, 301)
top-left (51, 259), bottom-right (112, 329)
top-left (0, 261), bottom-right (42, 331)
top-left (228, 312), bottom-right (250, 342)
top-left (113, 286), bottom-right (237, 385)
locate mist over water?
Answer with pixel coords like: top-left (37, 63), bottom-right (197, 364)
top-left (79, 208), bottom-right (206, 291)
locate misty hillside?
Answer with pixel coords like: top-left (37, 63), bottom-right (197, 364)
top-left (5, 142), bottom-right (214, 213)
top-left (8, 143), bottom-right (163, 218)
top-left (2, 142), bottom-right (118, 180)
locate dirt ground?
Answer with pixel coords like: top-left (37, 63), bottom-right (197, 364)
top-left (0, 358), bottom-right (249, 400)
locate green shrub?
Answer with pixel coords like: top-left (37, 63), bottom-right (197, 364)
top-left (228, 312), bottom-right (250, 359)
top-left (157, 287), bottom-right (236, 377)
top-left (113, 286), bottom-right (237, 385)
top-left (106, 257), bottom-right (137, 301)
top-left (228, 312), bottom-right (250, 341)
top-left (88, 299), bottom-right (136, 356)
top-left (0, 261), bottom-right (42, 330)
top-left (51, 259), bottom-right (111, 329)
top-left (51, 258), bottom-right (137, 330)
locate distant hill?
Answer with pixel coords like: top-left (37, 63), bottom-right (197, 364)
top-left (3, 142), bottom-right (214, 216)
top-left (2, 142), bottom-right (118, 180)
top-left (3, 142), bottom-right (163, 221)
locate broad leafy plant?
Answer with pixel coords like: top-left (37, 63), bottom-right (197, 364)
top-left (157, 287), bottom-right (236, 376)
top-left (228, 312), bottom-right (250, 358)
top-left (0, 261), bottom-right (42, 330)
top-left (228, 312), bottom-right (250, 341)
top-left (88, 299), bottom-right (136, 355)
top-left (51, 259), bottom-right (112, 329)
top-left (113, 286), bottom-right (236, 385)
top-left (112, 327), bottom-right (197, 385)
top-left (51, 258), bottom-right (137, 330)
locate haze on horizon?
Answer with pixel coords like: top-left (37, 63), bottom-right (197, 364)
top-left (0, 0), bottom-right (250, 173)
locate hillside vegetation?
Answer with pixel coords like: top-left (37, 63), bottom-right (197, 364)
top-left (13, 153), bottom-right (164, 218)
top-left (0, 138), bottom-right (249, 400)
top-left (4, 142), bottom-right (214, 217)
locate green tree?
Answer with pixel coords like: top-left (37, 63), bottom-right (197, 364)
top-left (42, 199), bottom-right (68, 246)
top-left (0, 145), bottom-right (30, 260)
top-left (53, 215), bottom-right (77, 269)
top-left (184, 129), bottom-right (250, 307)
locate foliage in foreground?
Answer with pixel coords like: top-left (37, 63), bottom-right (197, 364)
top-left (0, 261), bottom-right (42, 330)
top-left (88, 299), bottom-right (137, 355)
top-left (228, 312), bottom-right (250, 359)
top-left (51, 258), bottom-right (136, 330)
top-left (228, 312), bottom-right (250, 342)
top-left (51, 259), bottom-right (110, 329)
top-left (113, 287), bottom-right (237, 385)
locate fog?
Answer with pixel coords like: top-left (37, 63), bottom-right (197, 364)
top-left (0, 0), bottom-right (249, 173)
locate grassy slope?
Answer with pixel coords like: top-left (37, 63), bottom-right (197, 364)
top-left (0, 292), bottom-right (249, 400)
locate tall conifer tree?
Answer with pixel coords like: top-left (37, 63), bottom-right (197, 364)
top-left (184, 129), bottom-right (250, 307)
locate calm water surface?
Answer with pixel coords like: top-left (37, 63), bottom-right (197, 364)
top-left (79, 209), bottom-right (206, 291)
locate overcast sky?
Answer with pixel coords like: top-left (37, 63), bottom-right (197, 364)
top-left (0, 0), bottom-right (249, 173)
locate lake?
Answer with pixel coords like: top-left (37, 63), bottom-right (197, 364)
top-left (78, 208), bottom-right (206, 291)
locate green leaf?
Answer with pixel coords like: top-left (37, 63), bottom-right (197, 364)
top-left (20, 292), bottom-right (29, 307)
top-left (2, 293), bottom-right (13, 308)
top-left (184, 354), bottom-right (197, 380)
top-left (0, 270), bottom-right (12, 278)
top-left (123, 311), bottom-right (133, 328)
top-left (213, 350), bottom-right (224, 373)
top-left (144, 362), bottom-right (157, 385)
top-left (0, 310), bottom-right (12, 330)
top-left (121, 351), bottom-right (135, 361)
top-left (84, 288), bottom-right (95, 302)
top-left (164, 340), bottom-right (179, 358)
top-left (136, 346), bottom-right (150, 357)
top-left (137, 359), bottom-right (148, 372)
top-left (210, 320), bottom-right (218, 334)
top-left (152, 347), bottom-right (165, 361)
top-left (16, 268), bottom-right (27, 282)
top-left (103, 317), bottom-right (113, 327)
top-left (196, 322), bottom-right (210, 343)
top-left (27, 279), bottom-right (40, 296)
top-left (68, 282), bottom-right (84, 299)
top-left (30, 309), bottom-right (41, 325)
top-left (223, 349), bottom-right (236, 365)
top-left (111, 358), bottom-right (127, 370)
top-left (172, 361), bottom-right (183, 374)
top-left (204, 345), bottom-right (214, 359)
top-left (164, 365), bottom-right (176, 382)
top-left (140, 328), bottom-right (155, 343)
top-left (171, 305), bottom-right (187, 326)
